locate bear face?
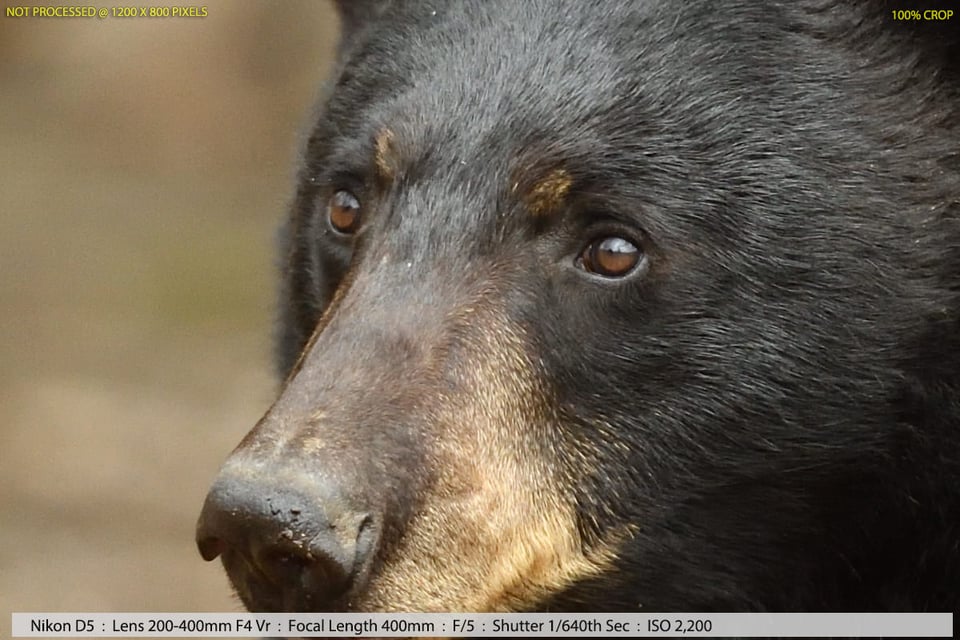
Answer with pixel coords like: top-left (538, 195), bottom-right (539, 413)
top-left (196, 0), bottom-right (960, 613)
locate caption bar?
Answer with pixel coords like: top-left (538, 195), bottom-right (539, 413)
top-left (11, 612), bottom-right (953, 638)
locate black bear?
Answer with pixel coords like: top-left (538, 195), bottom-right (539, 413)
top-left (196, 0), bottom-right (960, 614)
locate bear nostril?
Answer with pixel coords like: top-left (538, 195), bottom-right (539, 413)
top-left (196, 535), bottom-right (225, 562)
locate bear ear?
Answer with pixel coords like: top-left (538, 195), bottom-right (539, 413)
top-left (332, 0), bottom-right (391, 46)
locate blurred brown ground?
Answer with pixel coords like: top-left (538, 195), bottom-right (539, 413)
top-left (0, 1), bottom-right (338, 634)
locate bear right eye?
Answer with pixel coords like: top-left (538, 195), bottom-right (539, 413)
top-left (577, 236), bottom-right (643, 278)
top-left (327, 189), bottom-right (361, 234)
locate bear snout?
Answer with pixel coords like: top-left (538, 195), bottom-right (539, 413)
top-left (196, 461), bottom-right (380, 612)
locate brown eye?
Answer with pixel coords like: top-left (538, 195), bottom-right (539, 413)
top-left (328, 189), bottom-right (361, 234)
top-left (579, 236), bottom-right (642, 278)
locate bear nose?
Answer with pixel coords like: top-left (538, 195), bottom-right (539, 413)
top-left (195, 466), bottom-right (377, 609)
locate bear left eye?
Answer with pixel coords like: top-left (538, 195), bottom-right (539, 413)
top-left (577, 236), bottom-right (643, 278)
top-left (327, 189), bottom-right (361, 234)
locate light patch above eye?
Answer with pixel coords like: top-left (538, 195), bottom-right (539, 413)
top-left (374, 128), bottom-right (397, 182)
top-left (524, 168), bottom-right (573, 218)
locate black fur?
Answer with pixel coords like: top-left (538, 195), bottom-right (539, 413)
top-left (274, 0), bottom-right (960, 611)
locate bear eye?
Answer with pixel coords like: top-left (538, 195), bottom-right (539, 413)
top-left (578, 236), bottom-right (643, 278)
top-left (327, 189), bottom-right (361, 234)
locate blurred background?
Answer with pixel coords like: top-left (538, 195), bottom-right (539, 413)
top-left (0, 0), bottom-right (338, 632)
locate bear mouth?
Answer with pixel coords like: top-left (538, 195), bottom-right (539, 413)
top-left (221, 547), bottom-right (357, 613)
top-left (203, 528), bottom-right (370, 613)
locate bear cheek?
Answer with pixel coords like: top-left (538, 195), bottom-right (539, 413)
top-left (352, 309), bottom-right (627, 612)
